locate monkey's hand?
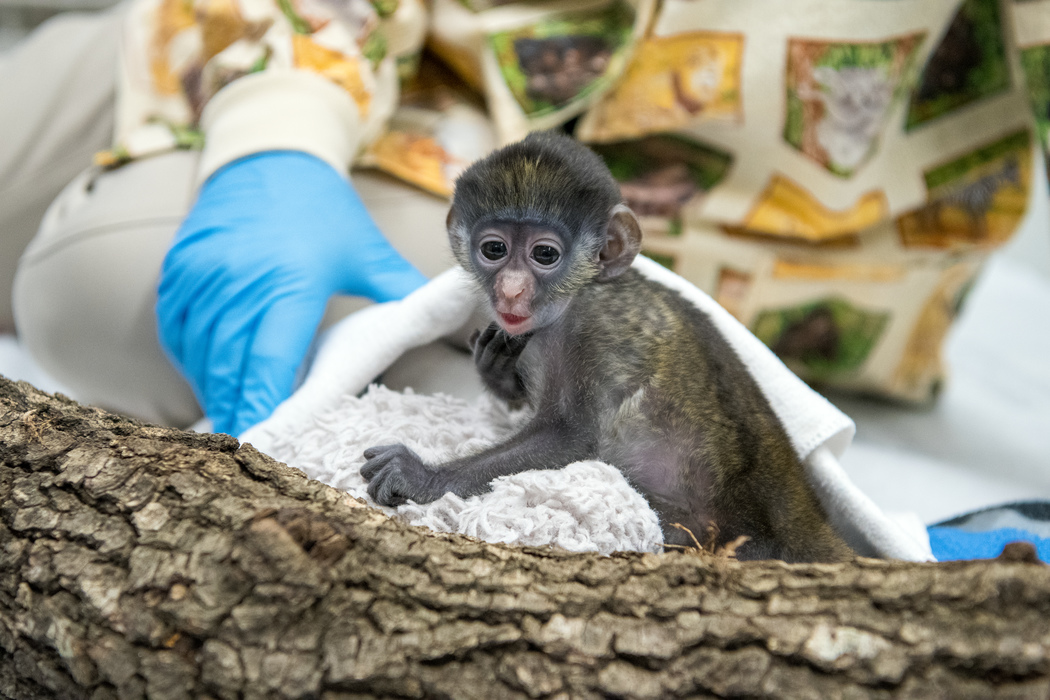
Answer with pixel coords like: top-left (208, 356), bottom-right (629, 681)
top-left (470, 323), bottom-right (530, 404)
top-left (361, 444), bottom-right (451, 507)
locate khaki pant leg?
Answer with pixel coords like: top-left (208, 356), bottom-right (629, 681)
top-left (14, 152), bottom-right (203, 428)
top-left (0, 6), bottom-right (123, 332)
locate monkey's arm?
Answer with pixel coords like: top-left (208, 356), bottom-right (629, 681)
top-left (470, 323), bottom-right (530, 404)
top-left (361, 417), bottom-right (591, 507)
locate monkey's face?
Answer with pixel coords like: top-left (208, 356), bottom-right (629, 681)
top-left (471, 223), bottom-right (579, 335)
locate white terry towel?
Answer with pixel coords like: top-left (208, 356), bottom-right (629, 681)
top-left (244, 256), bottom-right (934, 561)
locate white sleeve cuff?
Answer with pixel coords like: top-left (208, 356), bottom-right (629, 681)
top-left (196, 70), bottom-right (362, 188)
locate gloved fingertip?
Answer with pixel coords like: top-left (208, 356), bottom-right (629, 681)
top-left (230, 409), bottom-right (270, 439)
top-left (217, 395), bottom-right (276, 436)
top-left (366, 267), bottom-right (430, 303)
top-left (210, 412), bottom-right (235, 437)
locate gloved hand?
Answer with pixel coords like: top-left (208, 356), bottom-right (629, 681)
top-left (157, 150), bottom-right (427, 436)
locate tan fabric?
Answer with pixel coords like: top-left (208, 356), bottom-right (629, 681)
top-left (572, 0), bottom-right (1032, 401)
top-left (104, 0), bottom-right (428, 171)
top-left (0, 7), bottom-right (123, 332)
top-left (194, 69), bottom-right (365, 186)
top-left (13, 153), bottom-right (201, 426)
top-left (412, 0), bottom-right (1043, 402)
top-left (428, 0), bottom-right (658, 144)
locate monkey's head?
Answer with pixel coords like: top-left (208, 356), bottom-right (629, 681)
top-left (448, 131), bottom-right (642, 335)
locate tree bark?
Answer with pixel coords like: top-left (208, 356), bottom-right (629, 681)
top-left (1, 376), bottom-right (1049, 700)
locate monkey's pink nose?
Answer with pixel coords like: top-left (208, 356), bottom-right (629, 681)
top-left (499, 270), bottom-right (529, 299)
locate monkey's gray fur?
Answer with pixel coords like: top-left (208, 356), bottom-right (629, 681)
top-left (363, 131), bottom-right (853, 563)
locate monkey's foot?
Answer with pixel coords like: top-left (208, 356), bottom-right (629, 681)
top-left (361, 444), bottom-right (446, 507)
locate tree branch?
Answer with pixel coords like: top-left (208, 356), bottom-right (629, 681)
top-left (1, 375), bottom-right (1048, 699)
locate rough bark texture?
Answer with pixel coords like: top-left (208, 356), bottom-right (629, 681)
top-left (1, 375), bottom-right (1049, 700)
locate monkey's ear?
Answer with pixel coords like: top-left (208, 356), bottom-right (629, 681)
top-left (597, 204), bottom-right (643, 280)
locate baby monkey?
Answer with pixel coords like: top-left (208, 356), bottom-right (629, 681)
top-left (362, 132), bottom-right (853, 562)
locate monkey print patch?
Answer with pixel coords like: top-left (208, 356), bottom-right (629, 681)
top-left (784, 34), bottom-right (924, 178)
top-left (1019, 43), bottom-right (1050, 179)
top-left (714, 268), bottom-right (752, 322)
top-left (589, 134), bottom-right (733, 222)
top-left (738, 174), bottom-right (888, 242)
top-left (292, 35), bottom-right (375, 116)
top-left (99, 0), bottom-right (391, 167)
top-left (456, 0), bottom-right (517, 10)
top-left (770, 259), bottom-right (907, 285)
top-left (905, 0), bottom-right (1010, 130)
top-left (641, 250), bottom-right (677, 272)
top-left (487, 1), bottom-right (635, 117)
top-left (896, 130), bottom-right (1031, 249)
top-left (892, 262), bottom-right (981, 402)
top-left (751, 298), bottom-right (890, 380)
top-left (577, 30), bottom-right (744, 141)
top-left (360, 72), bottom-right (497, 198)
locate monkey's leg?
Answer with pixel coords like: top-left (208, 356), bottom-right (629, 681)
top-left (361, 416), bottom-right (593, 507)
top-left (470, 323), bottom-right (530, 404)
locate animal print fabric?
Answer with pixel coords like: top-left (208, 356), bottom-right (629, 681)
top-left (103, 0), bottom-right (427, 166)
top-left (423, 0), bottom-right (1043, 402)
top-left (110, 0), bottom-right (1048, 401)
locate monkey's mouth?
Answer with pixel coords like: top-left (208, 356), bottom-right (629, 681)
top-left (498, 312), bottom-right (532, 333)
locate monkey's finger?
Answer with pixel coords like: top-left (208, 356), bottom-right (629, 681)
top-left (481, 326), bottom-right (515, 356)
top-left (228, 293), bottom-right (333, 437)
top-left (475, 337), bottom-right (498, 369)
top-left (384, 477), bottom-right (410, 507)
top-left (489, 329), bottom-right (530, 358)
top-left (507, 332), bottom-right (531, 352)
top-left (473, 335), bottom-right (498, 368)
top-left (467, 328), bottom-right (481, 350)
top-left (368, 470), bottom-right (408, 507)
top-left (361, 461), bottom-right (381, 481)
top-left (366, 467), bottom-right (394, 501)
top-left (472, 324), bottom-right (500, 355)
top-left (363, 444), bottom-right (400, 460)
top-left (366, 471), bottom-right (392, 504)
top-left (497, 330), bottom-right (531, 356)
top-left (361, 446), bottom-right (400, 479)
top-left (478, 332), bottom-right (523, 369)
top-left (503, 331), bottom-right (531, 356)
top-left (492, 350), bottom-right (520, 377)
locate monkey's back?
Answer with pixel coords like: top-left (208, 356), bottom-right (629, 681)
top-left (561, 269), bottom-right (852, 562)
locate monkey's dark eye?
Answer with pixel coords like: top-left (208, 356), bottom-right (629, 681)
top-left (532, 245), bottom-right (560, 266)
top-left (480, 241), bottom-right (507, 260)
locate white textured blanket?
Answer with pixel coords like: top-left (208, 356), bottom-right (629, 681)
top-left (244, 257), bottom-right (933, 560)
top-left (256, 383), bottom-right (663, 553)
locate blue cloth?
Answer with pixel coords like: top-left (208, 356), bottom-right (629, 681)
top-left (928, 526), bottom-right (1050, 562)
top-left (927, 501), bottom-right (1050, 561)
top-left (157, 151), bottom-right (427, 436)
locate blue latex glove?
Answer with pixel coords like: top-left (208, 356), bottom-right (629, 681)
top-left (928, 526), bottom-right (1050, 562)
top-left (158, 150), bottom-right (427, 436)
